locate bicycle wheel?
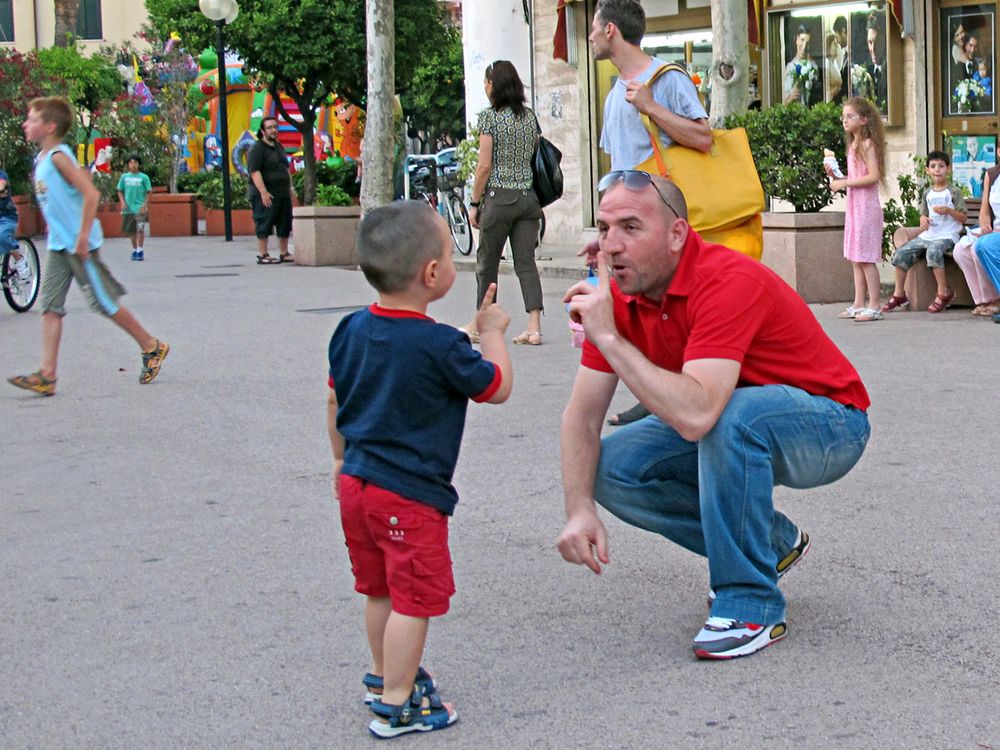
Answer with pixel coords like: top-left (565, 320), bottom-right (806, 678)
top-left (3, 237), bottom-right (40, 313)
top-left (447, 193), bottom-right (474, 256)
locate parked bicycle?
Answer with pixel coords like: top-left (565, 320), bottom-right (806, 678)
top-left (2, 236), bottom-right (40, 312)
top-left (404, 149), bottom-right (474, 256)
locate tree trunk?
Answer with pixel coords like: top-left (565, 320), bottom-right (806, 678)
top-left (272, 81), bottom-right (318, 205)
top-left (708, 0), bottom-right (750, 127)
top-left (361, 0), bottom-right (395, 214)
top-left (54, 0), bottom-right (80, 48)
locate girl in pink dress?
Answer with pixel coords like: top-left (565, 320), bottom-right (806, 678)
top-left (826, 97), bottom-right (886, 321)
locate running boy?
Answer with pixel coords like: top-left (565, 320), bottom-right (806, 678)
top-left (0, 169), bottom-right (31, 282)
top-left (117, 154), bottom-right (151, 261)
top-left (327, 200), bottom-right (512, 739)
top-left (8, 97), bottom-right (169, 397)
top-left (882, 150), bottom-right (967, 313)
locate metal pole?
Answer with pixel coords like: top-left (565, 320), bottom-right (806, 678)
top-left (216, 19), bottom-right (233, 241)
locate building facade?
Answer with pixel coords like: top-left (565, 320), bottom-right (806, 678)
top-left (1, 0), bottom-right (147, 52)
top-left (467, 0), bottom-right (991, 245)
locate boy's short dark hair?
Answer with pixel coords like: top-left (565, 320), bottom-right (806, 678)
top-left (595, 0), bottom-right (646, 45)
top-left (357, 201), bottom-right (444, 294)
top-left (29, 96), bottom-right (73, 138)
top-left (927, 150), bottom-right (950, 167)
top-left (127, 154), bottom-right (142, 165)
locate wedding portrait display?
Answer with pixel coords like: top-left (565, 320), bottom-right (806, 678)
top-left (943, 6), bottom-right (995, 116)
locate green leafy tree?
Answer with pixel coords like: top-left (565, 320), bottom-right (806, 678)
top-left (92, 94), bottom-right (172, 189)
top-left (145, 0), bottom-right (451, 204)
top-left (400, 24), bottom-right (465, 152)
top-left (37, 42), bottom-right (125, 151)
top-left (0, 49), bottom-right (53, 195)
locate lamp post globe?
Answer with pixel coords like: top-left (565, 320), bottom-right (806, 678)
top-left (224, 4), bottom-right (239, 25)
top-left (199, 0), bottom-right (236, 22)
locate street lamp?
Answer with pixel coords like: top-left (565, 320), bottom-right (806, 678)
top-left (199, 0), bottom-right (239, 241)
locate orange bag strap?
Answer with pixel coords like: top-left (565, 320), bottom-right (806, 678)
top-left (639, 63), bottom-right (700, 176)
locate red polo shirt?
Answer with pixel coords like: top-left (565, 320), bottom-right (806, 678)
top-left (581, 229), bottom-right (870, 411)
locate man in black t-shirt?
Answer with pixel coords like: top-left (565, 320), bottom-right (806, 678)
top-left (248, 116), bottom-right (294, 264)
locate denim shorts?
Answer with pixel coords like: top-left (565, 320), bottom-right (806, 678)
top-left (891, 236), bottom-right (955, 270)
top-left (0, 216), bottom-right (18, 253)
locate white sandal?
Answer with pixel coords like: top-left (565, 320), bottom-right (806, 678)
top-left (837, 306), bottom-right (859, 319)
top-left (854, 307), bottom-right (883, 322)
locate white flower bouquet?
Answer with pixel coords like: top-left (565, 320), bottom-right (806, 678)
top-left (953, 78), bottom-right (986, 112)
top-left (851, 64), bottom-right (875, 101)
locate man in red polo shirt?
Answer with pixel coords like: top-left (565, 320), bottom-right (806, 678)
top-left (556, 171), bottom-right (870, 660)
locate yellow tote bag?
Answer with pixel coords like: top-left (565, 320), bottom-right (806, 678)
top-left (633, 64), bottom-right (765, 260)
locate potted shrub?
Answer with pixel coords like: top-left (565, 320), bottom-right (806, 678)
top-left (177, 171), bottom-right (215, 220)
top-left (292, 182), bottom-right (361, 266)
top-left (198, 172), bottom-right (256, 236)
top-left (726, 102), bottom-right (853, 303)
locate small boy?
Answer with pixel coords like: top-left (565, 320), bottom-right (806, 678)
top-left (327, 200), bottom-right (512, 739)
top-left (0, 168), bottom-right (32, 282)
top-left (117, 154), bottom-right (151, 261)
top-left (8, 97), bottom-right (169, 397)
top-left (882, 150), bottom-right (967, 313)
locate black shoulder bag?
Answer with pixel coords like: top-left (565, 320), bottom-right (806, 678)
top-left (531, 112), bottom-right (563, 208)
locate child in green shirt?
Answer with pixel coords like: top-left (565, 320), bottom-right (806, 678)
top-left (117, 154), bottom-right (152, 261)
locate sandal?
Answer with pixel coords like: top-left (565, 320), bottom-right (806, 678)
top-left (256, 255), bottom-right (279, 265)
top-left (854, 308), bottom-right (882, 322)
top-left (880, 295), bottom-right (909, 313)
top-left (139, 339), bottom-right (170, 385)
top-left (369, 688), bottom-right (457, 739)
top-left (837, 306), bottom-right (859, 319)
top-left (363, 666), bottom-right (436, 706)
top-left (512, 330), bottom-right (543, 345)
top-left (279, 253), bottom-right (295, 263)
top-left (927, 289), bottom-right (955, 313)
top-left (973, 300), bottom-right (1000, 316)
top-left (607, 402), bottom-right (650, 426)
top-left (8, 371), bottom-right (56, 396)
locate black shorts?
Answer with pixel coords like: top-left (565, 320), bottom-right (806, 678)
top-left (251, 192), bottom-right (292, 239)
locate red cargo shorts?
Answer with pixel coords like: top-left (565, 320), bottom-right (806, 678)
top-left (339, 475), bottom-right (455, 618)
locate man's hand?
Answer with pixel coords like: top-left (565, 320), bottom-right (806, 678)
top-left (623, 80), bottom-right (654, 114)
top-left (475, 282), bottom-right (511, 336)
top-left (577, 239), bottom-right (600, 269)
top-left (564, 250), bottom-right (617, 346)
top-left (260, 190), bottom-right (273, 208)
top-left (556, 509), bottom-right (610, 574)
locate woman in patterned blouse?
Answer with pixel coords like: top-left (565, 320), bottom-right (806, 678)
top-left (465, 61), bottom-right (545, 346)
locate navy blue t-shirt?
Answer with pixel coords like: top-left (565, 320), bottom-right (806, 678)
top-left (328, 304), bottom-right (501, 514)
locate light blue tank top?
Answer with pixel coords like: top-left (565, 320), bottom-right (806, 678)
top-left (34, 144), bottom-right (103, 252)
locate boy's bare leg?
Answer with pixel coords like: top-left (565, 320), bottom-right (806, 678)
top-left (932, 266), bottom-right (951, 296)
top-left (365, 596), bottom-right (393, 682)
top-left (39, 312), bottom-right (63, 379)
top-left (131, 233), bottom-right (139, 250)
top-left (137, 229), bottom-right (145, 249)
top-left (380, 612), bottom-right (429, 707)
top-left (891, 266), bottom-right (907, 298)
top-left (109, 306), bottom-right (157, 352)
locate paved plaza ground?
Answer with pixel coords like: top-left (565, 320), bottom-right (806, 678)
top-left (2, 234), bottom-right (997, 749)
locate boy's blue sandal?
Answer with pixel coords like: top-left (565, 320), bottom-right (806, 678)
top-left (368, 688), bottom-right (457, 739)
top-left (363, 666), bottom-right (436, 705)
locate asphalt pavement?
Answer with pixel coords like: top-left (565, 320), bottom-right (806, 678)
top-left (1, 234), bottom-right (997, 749)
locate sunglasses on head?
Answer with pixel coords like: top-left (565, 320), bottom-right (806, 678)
top-left (597, 170), bottom-right (680, 218)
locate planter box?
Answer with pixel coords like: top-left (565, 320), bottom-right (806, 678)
top-left (96, 205), bottom-right (127, 238)
top-left (205, 208), bottom-right (256, 236)
top-left (292, 205), bottom-right (361, 266)
top-left (195, 199), bottom-right (206, 221)
top-left (13, 195), bottom-right (36, 237)
top-left (761, 212), bottom-right (854, 304)
top-left (148, 192), bottom-right (197, 236)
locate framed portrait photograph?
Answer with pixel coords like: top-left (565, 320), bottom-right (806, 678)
top-left (849, 8), bottom-right (888, 114)
top-left (941, 6), bottom-right (996, 117)
top-left (780, 15), bottom-right (825, 106)
top-left (949, 134), bottom-right (997, 198)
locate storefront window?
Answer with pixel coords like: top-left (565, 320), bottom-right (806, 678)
top-left (941, 5), bottom-right (995, 116)
top-left (767, 2), bottom-right (893, 118)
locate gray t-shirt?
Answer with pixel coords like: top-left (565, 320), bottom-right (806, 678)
top-left (599, 58), bottom-right (708, 171)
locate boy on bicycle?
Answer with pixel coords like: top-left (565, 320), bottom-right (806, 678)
top-left (8, 97), bottom-right (169, 397)
top-left (0, 169), bottom-right (31, 282)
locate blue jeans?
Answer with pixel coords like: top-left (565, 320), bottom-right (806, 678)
top-left (594, 385), bottom-right (870, 624)
top-left (0, 217), bottom-right (17, 253)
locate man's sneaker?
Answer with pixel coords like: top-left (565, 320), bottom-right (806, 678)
top-left (776, 529), bottom-right (811, 578)
top-left (13, 257), bottom-right (30, 281)
top-left (135, 250), bottom-right (144, 261)
top-left (369, 689), bottom-right (457, 739)
top-left (692, 617), bottom-right (786, 660)
top-left (707, 529), bottom-right (811, 606)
